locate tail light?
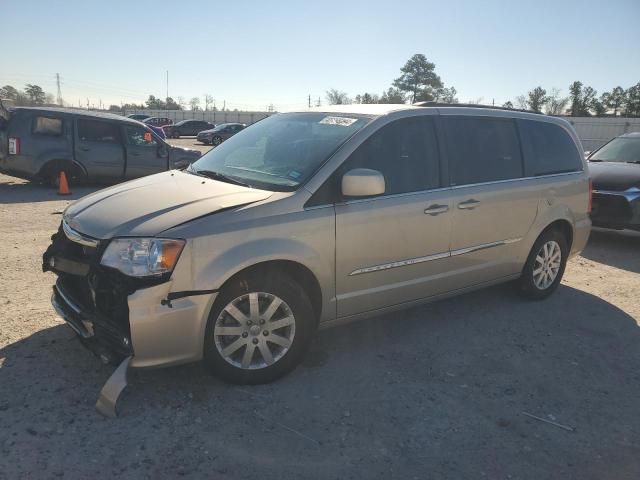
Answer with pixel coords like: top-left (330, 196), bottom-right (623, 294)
top-left (588, 178), bottom-right (593, 213)
top-left (8, 137), bottom-right (20, 155)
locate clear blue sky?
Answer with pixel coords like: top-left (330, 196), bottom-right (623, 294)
top-left (2, 0), bottom-right (639, 110)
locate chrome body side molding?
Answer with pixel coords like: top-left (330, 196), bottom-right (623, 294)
top-left (349, 238), bottom-right (522, 276)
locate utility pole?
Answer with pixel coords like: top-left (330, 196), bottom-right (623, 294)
top-left (308, 94), bottom-right (311, 108)
top-left (86, 98), bottom-right (89, 110)
top-left (316, 96), bottom-right (321, 107)
top-left (56, 73), bottom-right (63, 106)
top-left (223, 100), bottom-right (226, 111)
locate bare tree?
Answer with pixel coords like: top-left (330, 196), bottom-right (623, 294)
top-left (325, 89), bottom-right (351, 105)
top-left (189, 97), bottom-right (201, 111)
top-left (502, 101), bottom-right (514, 109)
top-left (545, 88), bottom-right (569, 115)
top-left (204, 94), bottom-right (213, 111)
top-left (515, 95), bottom-right (528, 110)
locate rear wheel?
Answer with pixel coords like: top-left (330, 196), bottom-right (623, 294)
top-left (203, 272), bottom-right (315, 384)
top-left (212, 135), bottom-right (222, 146)
top-left (518, 229), bottom-right (569, 300)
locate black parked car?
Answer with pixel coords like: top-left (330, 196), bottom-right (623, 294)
top-left (0, 107), bottom-right (201, 186)
top-left (588, 132), bottom-right (640, 231)
top-left (163, 120), bottom-right (214, 138)
top-left (197, 123), bottom-right (246, 145)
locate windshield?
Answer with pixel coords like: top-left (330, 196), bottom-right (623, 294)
top-left (190, 112), bottom-right (371, 191)
top-left (590, 137), bottom-right (640, 163)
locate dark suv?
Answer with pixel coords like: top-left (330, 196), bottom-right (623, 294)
top-left (163, 120), bottom-right (214, 138)
top-left (0, 107), bottom-right (201, 185)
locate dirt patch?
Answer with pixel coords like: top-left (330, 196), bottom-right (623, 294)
top-left (1, 173), bottom-right (639, 479)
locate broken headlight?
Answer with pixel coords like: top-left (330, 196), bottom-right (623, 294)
top-left (100, 238), bottom-right (185, 277)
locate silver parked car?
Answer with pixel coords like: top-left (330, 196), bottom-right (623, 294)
top-left (44, 104), bottom-right (591, 391)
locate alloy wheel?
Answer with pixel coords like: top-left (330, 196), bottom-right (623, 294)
top-left (214, 292), bottom-right (296, 370)
top-left (532, 240), bottom-right (562, 290)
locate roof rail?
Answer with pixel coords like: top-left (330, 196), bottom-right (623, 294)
top-left (414, 101), bottom-right (543, 115)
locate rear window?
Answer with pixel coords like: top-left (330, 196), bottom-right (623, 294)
top-left (33, 116), bottom-right (63, 136)
top-left (520, 120), bottom-right (582, 175)
top-left (77, 119), bottom-right (120, 143)
top-left (443, 117), bottom-right (523, 186)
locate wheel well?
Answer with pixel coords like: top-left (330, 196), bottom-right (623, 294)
top-left (542, 219), bottom-right (573, 249)
top-left (38, 159), bottom-right (85, 181)
top-left (220, 261), bottom-right (323, 322)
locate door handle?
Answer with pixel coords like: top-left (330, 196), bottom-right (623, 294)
top-left (424, 204), bottom-right (449, 216)
top-left (458, 199), bottom-right (481, 210)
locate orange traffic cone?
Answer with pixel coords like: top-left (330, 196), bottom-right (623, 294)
top-left (57, 171), bottom-right (71, 195)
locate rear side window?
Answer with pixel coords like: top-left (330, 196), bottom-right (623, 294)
top-left (77, 119), bottom-right (119, 143)
top-left (33, 116), bottom-right (63, 136)
top-left (519, 120), bottom-right (583, 175)
top-left (443, 117), bottom-right (523, 186)
top-left (338, 116), bottom-right (440, 195)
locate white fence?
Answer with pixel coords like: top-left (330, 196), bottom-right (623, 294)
top-left (122, 108), bottom-right (640, 151)
top-left (565, 117), bottom-right (640, 151)
top-left (123, 109), bottom-right (274, 125)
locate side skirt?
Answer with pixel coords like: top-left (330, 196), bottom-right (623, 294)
top-left (319, 274), bottom-right (521, 331)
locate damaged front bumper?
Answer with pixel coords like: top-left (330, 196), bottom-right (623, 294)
top-left (44, 222), bottom-right (217, 415)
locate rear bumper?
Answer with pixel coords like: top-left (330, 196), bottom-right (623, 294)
top-left (591, 190), bottom-right (640, 231)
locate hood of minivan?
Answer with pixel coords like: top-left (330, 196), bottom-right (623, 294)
top-left (589, 161), bottom-right (640, 192)
top-left (63, 171), bottom-right (272, 239)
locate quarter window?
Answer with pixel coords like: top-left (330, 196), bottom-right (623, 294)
top-left (77, 120), bottom-right (120, 143)
top-left (124, 126), bottom-right (157, 146)
top-left (33, 116), bottom-right (63, 136)
top-left (338, 116), bottom-right (440, 196)
top-left (443, 117), bottom-right (523, 186)
top-left (519, 120), bottom-right (582, 175)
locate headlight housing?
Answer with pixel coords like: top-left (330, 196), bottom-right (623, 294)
top-left (100, 238), bottom-right (185, 277)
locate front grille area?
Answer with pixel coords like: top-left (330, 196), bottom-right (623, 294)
top-left (591, 193), bottom-right (632, 227)
top-left (44, 224), bottom-right (133, 361)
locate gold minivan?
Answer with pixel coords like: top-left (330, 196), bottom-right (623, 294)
top-left (44, 104), bottom-right (591, 412)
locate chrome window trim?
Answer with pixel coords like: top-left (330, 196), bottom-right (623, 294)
top-left (450, 170), bottom-right (582, 190)
top-left (349, 237), bottom-right (521, 276)
top-left (307, 171), bottom-right (584, 209)
top-left (337, 186), bottom-right (452, 207)
top-left (62, 220), bottom-right (100, 247)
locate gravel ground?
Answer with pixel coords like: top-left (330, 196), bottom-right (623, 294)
top-left (1, 153), bottom-right (639, 479)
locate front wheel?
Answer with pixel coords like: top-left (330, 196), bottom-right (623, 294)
top-left (212, 135), bottom-right (222, 146)
top-left (203, 272), bottom-right (316, 384)
top-left (518, 229), bottom-right (569, 300)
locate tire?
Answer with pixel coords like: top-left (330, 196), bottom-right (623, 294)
top-left (212, 135), bottom-right (222, 146)
top-left (518, 228), bottom-right (569, 300)
top-left (203, 271), bottom-right (316, 384)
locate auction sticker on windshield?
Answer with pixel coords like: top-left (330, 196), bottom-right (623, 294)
top-left (319, 116), bottom-right (358, 127)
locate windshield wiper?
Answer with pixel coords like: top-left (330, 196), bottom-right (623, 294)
top-left (195, 169), bottom-right (252, 187)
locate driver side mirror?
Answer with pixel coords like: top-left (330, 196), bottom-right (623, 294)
top-left (341, 168), bottom-right (385, 198)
